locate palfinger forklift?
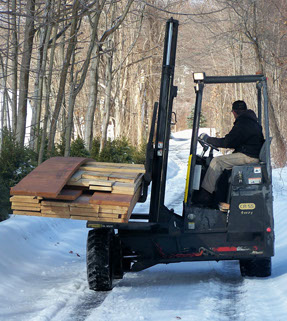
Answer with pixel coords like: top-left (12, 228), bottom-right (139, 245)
top-left (86, 18), bottom-right (274, 291)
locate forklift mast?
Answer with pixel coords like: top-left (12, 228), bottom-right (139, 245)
top-left (148, 18), bottom-right (179, 223)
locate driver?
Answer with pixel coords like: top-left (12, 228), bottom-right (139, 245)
top-left (198, 100), bottom-right (264, 205)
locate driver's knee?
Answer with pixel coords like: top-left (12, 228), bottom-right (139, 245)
top-left (209, 156), bottom-right (224, 171)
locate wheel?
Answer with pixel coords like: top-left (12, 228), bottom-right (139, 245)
top-left (240, 257), bottom-right (272, 277)
top-left (86, 228), bottom-right (114, 291)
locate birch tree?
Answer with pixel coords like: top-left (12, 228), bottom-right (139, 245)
top-left (84, 0), bottom-right (134, 151)
top-left (16, 0), bottom-right (36, 147)
top-left (47, 0), bottom-right (80, 155)
top-left (213, 0), bottom-right (287, 165)
top-left (30, 0), bottom-right (53, 151)
top-left (11, 0), bottom-right (18, 134)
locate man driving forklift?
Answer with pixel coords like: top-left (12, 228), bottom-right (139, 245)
top-left (198, 100), bottom-right (265, 206)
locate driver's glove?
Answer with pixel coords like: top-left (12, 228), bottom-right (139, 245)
top-left (198, 133), bottom-right (209, 142)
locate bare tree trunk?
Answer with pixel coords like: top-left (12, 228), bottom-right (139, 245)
top-left (0, 53), bottom-right (7, 150)
top-left (11, 0), bottom-right (18, 134)
top-left (0, 0), bottom-right (11, 137)
top-left (16, 0), bottom-right (35, 147)
top-left (100, 48), bottom-right (113, 151)
top-left (247, 2), bottom-right (287, 166)
top-left (47, 0), bottom-right (80, 155)
top-left (30, 29), bottom-right (45, 150)
top-left (84, 46), bottom-right (100, 150)
top-left (31, 1), bottom-right (53, 152)
top-left (64, 51), bottom-right (77, 157)
top-left (84, 0), bottom-right (134, 151)
top-left (38, 9), bottom-right (59, 164)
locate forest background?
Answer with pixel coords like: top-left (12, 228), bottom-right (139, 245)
top-left (0, 0), bottom-right (286, 219)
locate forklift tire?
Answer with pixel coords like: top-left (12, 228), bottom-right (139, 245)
top-left (239, 257), bottom-right (271, 277)
top-left (86, 229), bottom-right (114, 291)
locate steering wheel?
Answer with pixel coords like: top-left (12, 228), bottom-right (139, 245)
top-left (198, 138), bottom-right (219, 152)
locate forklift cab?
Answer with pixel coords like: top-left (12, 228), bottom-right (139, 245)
top-left (186, 73), bottom-right (272, 206)
top-left (181, 73), bottom-right (274, 275)
top-left (184, 73), bottom-right (273, 235)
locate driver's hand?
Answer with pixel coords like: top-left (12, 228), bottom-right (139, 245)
top-left (198, 133), bottom-right (209, 142)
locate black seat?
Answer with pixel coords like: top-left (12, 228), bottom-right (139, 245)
top-left (259, 138), bottom-right (272, 163)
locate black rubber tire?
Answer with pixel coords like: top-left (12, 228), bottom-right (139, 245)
top-left (240, 257), bottom-right (272, 277)
top-left (86, 229), bottom-right (113, 291)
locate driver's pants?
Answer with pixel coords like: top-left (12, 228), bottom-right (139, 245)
top-left (201, 152), bottom-right (259, 194)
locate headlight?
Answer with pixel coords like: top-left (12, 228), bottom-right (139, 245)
top-left (193, 72), bottom-right (205, 81)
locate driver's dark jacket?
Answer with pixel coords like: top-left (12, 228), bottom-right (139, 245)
top-left (206, 109), bottom-right (264, 158)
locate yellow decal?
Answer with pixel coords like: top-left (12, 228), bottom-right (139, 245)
top-left (184, 155), bottom-right (192, 203)
top-left (88, 224), bottom-right (103, 228)
top-left (239, 203), bottom-right (256, 210)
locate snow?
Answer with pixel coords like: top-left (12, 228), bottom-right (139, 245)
top-left (1, 130), bottom-right (287, 321)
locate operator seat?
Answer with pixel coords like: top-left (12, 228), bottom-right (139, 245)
top-left (214, 138), bottom-right (271, 205)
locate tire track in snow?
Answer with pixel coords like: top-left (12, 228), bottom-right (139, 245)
top-left (51, 290), bottom-right (108, 321)
top-left (210, 261), bottom-right (245, 321)
top-left (83, 261), bottom-right (246, 321)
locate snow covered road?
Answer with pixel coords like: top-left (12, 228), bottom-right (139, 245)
top-left (1, 130), bottom-right (287, 321)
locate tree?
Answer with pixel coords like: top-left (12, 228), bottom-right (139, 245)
top-left (84, 0), bottom-right (134, 151)
top-left (16, 0), bottom-right (36, 147)
top-left (212, 0), bottom-right (287, 166)
top-left (47, 0), bottom-right (80, 155)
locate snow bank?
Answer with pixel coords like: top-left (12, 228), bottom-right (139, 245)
top-left (0, 217), bottom-right (89, 321)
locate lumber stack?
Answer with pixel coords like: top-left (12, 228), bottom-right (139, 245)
top-left (10, 157), bottom-right (145, 223)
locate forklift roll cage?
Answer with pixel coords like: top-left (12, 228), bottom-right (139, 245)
top-left (186, 73), bottom-right (272, 212)
top-left (87, 18), bottom-right (274, 280)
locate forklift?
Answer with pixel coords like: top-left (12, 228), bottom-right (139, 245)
top-left (86, 18), bottom-right (274, 291)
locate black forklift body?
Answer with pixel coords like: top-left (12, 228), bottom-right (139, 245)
top-left (86, 18), bottom-right (274, 285)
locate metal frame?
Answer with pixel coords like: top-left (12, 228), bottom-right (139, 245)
top-left (149, 18), bottom-right (179, 223)
top-left (87, 19), bottom-right (274, 273)
top-left (185, 74), bottom-right (272, 218)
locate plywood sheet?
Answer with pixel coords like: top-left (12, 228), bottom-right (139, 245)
top-left (10, 157), bottom-right (89, 198)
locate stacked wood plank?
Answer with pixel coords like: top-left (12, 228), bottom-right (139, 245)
top-left (10, 157), bottom-right (145, 223)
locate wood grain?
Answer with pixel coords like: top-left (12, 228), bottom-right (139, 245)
top-left (55, 189), bottom-right (83, 200)
top-left (89, 192), bottom-right (133, 207)
top-left (10, 157), bottom-right (89, 198)
top-left (80, 164), bottom-right (145, 174)
top-left (11, 160), bottom-right (144, 223)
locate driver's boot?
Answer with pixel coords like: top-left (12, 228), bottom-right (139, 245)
top-left (197, 188), bottom-right (214, 207)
